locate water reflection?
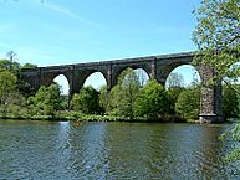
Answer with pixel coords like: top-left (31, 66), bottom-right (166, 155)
top-left (0, 120), bottom-right (238, 180)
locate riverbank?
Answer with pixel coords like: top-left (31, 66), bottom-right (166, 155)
top-left (1, 112), bottom-right (235, 123)
top-left (0, 114), bottom-right (201, 123)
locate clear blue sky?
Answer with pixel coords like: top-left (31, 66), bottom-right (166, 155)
top-left (0, 0), bottom-right (201, 93)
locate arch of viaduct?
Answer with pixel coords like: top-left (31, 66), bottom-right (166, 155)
top-left (20, 52), bottom-right (224, 123)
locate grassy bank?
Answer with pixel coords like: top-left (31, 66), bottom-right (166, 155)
top-left (0, 111), bottom-right (194, 123)
top-left (0, 107), bottom-right (208, 123)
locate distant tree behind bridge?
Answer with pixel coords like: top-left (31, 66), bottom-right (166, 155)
top-left (165, 72), bottom-right (184, 89)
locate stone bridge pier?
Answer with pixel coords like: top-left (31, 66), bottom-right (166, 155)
top-left (20, 52), bottom-right (224, 123)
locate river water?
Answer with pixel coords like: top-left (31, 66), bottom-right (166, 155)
top-left (0, 120), bottom-right (239, 180)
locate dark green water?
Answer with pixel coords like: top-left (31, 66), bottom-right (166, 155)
top-left (0, 120), bottom-right (239, 180)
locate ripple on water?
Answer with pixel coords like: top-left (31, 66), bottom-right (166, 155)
top-left (0, 121), bottom-right (238, 180)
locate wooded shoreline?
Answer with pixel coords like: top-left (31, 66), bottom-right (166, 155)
top-left (0, 114), bottom-right (203, 124)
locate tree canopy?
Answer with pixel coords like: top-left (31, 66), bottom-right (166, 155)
top-left (0, 58), bottom-right (20, 72)
top-left (109, 68), bottom-right (141, 119)
top-left (175, 85), bottom-right (201, 119)
top-left (135, 79), bottom-right (168, 119)
top-left (71, 86), bottom-right (101, 114)
top-left (193, 0), bottom-right (240, 84)
top-left (0, 71), bottom-right (17, 105)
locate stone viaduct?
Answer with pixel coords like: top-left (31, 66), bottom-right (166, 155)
top-left (20, 52), bottom-right (224, 123)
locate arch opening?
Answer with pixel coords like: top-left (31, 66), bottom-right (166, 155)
top-left (165, 65), bottom-right (201, 89)
top-left (134, 68), bottom-right (149, 87)
top-left (116, 67), bottom-right (149, 88)
top-left (53, 74), bottom-right (70, 95)
top-left (164, 65), bottom-right (201, 121)
top-left (84, 72), bottom-right (107, 91)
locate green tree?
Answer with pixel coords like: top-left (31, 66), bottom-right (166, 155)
top-left (44, 83), bottom-right (62, 118)
top-left (0, 71), bottom-right (17, 103)
top-left (220, 123), bottom-right (240, 165)
top-left (193, 0), bottom-right (240, 85)
top-left (60, 94), bottom-right (69, 110)
top-left (71, 86), bottom-right (100, 114)
top-left (223, 85), bottom-right (240, 119)
top-left (0, 59), bottom-right (30, 118)
top-left (29, 83), bottom-right (62, 118)
top-left (0, 71), bottom-right (17, 117)
top-left (28, 86), bottom-right (46, 116)
top-left (0, 58), bottom-right (20, 72)
top-left (0, 58), bottom-right (35, 98)
top-left (108, 85), bottom-right (122, 116)
top-left (99, 85), bottom-right (110, 114)
top-left (6, 91), bottom-right (27, 118)
top-left (166, 87), bottom-right (185, 114)
top-left (109, 68), bottom-right (141, 119)
top-left (16, 76), bottom-right (36, 98)
top-left (135, 79), bottom-right (168, 119)
top-left (175, 85), bottom-right (200, 120)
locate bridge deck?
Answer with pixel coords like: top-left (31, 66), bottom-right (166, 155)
top-left (21, 51), bottom-right (195, 72)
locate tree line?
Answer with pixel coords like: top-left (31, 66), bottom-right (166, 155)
top-left (0, 59), bottom-right (239, 122)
